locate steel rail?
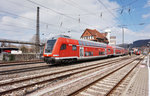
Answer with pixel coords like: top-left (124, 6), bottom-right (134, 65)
top-left (0, 60), bottom-right (44, 67)
top-left (0, 57), bottom-right (129, 95)
top-left (69, 56), bottom-right (143, 96)
top-left (105, 57), bottom-right (143, 96)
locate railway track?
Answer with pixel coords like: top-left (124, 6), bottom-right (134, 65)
top-left (70, 57), bottom-right (143, 96)
top-left (28, 56), bottom-right (143, 96)
top-left (0, 59), bottom-right (43, 64)
top-left (0, 64), bottom-right (50, 75)
top-left (0, 56), bottom-right (131, 81)
top-left (0, 56), bottom-right (130, 76)
top-left (0, 60), bottom-right (44, 67)
top-left (0, 56), bottom-right (135, 96)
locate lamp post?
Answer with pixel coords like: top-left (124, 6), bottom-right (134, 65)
top-left (118, 25), bottom-right (127, 48)
top-left (147, 42), bottom-right (150, 67)
top-left (148, 42), bottom-right (150, 54)
top-left (122, 27), bottom-right (124, 48)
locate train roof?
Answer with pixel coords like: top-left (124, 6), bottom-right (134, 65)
top-left (49, 35), bottom-right (71, 40)
top-left (116, 46), bottom-right (123, 48)
top-left (49, 35), bottom-right (108, 48)
top-left (77, 39), bottom-right (107, 48)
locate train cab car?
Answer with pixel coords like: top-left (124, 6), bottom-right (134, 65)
top-left (43, 35), bottom-right (108, 64)
top-left (43, 35), bottom-right (79, 64)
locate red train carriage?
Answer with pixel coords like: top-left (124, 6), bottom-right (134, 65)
top-left (135, 51), bottom-right (141, 55)
top-left (113, 46), bottom-right (123, 56)
top-left (43, 35), bottom-right (126, 64)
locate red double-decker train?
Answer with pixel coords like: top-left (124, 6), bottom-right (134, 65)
top-left (43, 35), bottom-right (128, 64)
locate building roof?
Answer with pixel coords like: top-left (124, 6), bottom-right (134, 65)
top-left (84, 28), bottom-right (106, 39)
top-left (101, 33), bottom-right (108, 37)
top-left (80, 28), bottom-right (109, 44)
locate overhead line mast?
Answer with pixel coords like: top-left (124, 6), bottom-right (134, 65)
top-left (36, 7), bottom-right (40, 53)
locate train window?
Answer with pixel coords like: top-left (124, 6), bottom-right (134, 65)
top-left (85, 42), bottom-right (87, 46)
top-left (82, 42), bottom-right (85, 46)
top-left (89, 52), bottom-right (91, 56)
top-left (99, 51), bottom-right (105, 55)
top-left (90, 43), bottom-right (92, 46)
top-left (85, 52), bottom-right (89, 56)
top-left (72, 45), bottom-right (77, 51)
top-left (91, 52), bottom-right (93, 56)
top-left (89, 52), bottom-right (93, 56)
top-left (108, 49), bottom-right (111, 52)
top-left (60, 44), bottom-right (66, 50)
top-left (45, 40), bottom-right (56, 53)
top-left (87, 42), bottom-right (90, 46)
top-left (78, 41), bottom-right (82, 45)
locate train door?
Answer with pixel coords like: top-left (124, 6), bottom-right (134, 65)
top-left (105, 48), bottom-right (107, 55)
top-left (80, 47), bottom-right (84, 57)
top-left (113, 49), bottom-right (115, 55)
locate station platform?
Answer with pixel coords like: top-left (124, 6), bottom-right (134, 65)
top-left (121, 55), bottom-right (149, 96)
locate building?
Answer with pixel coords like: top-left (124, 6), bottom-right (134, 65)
top-left (104, 29), bottom-right (111, 43)
top-left (109, 36), bottom-right (116, 45)
top-left (0, 47), bottom-right (21, 54)
top-left (80, 28), bottom-right (109, 44)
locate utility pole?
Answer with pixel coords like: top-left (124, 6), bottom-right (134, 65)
top-left (36, 7), bottom-right (40, 53)
top-left (122, 27), bottom-right (124, 48)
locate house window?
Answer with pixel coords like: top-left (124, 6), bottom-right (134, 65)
top-left (91, 36), bottom-right (94, 39)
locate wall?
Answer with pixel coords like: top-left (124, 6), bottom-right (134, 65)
top-left (2, 53), bottom-right (42, 61)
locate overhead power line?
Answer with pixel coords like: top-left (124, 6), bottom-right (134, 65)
top-left (7, 0), bottom-right (36, 11)
top-left (0, 23), bottom-right (35, 30)
top-left (122, 0), bottom-right (139, 8)
top-left (97, 0), bottom-right (118, 19)
top-left (0, 9), bottom-right (71, 30)
top-left (26, 0), bottom-right (93, 27)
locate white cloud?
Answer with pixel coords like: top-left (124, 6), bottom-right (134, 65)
top-left (0, 0), bottom-right (149, 44)
top-left (144, 0), bottom-right (150, 7)
top-left (0, 0), bottom-right (121, 42)
top-left (142, 13), bottom-right (150, 19)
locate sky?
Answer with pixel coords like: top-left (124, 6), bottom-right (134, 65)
top-left (0, 0), bottom-right (150, 44)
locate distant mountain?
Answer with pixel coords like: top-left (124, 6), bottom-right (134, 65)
top-left (117, 39), bottom-right (150, 48)
top-left (117, 43), bottom-right (131, 49)
top-left (132, 39), bottom-right (150, 48)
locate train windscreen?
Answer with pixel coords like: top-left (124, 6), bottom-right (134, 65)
top-left (45, 40), bottom-right (56, 53)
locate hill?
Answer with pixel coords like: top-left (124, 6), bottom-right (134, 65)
top-left (132, 39), bottom-right (150, 47)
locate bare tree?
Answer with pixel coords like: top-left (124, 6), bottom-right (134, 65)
top-left (20, 45), bottom-right (28, 53)
top-left (29, 35), bottom-right (36, 53)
